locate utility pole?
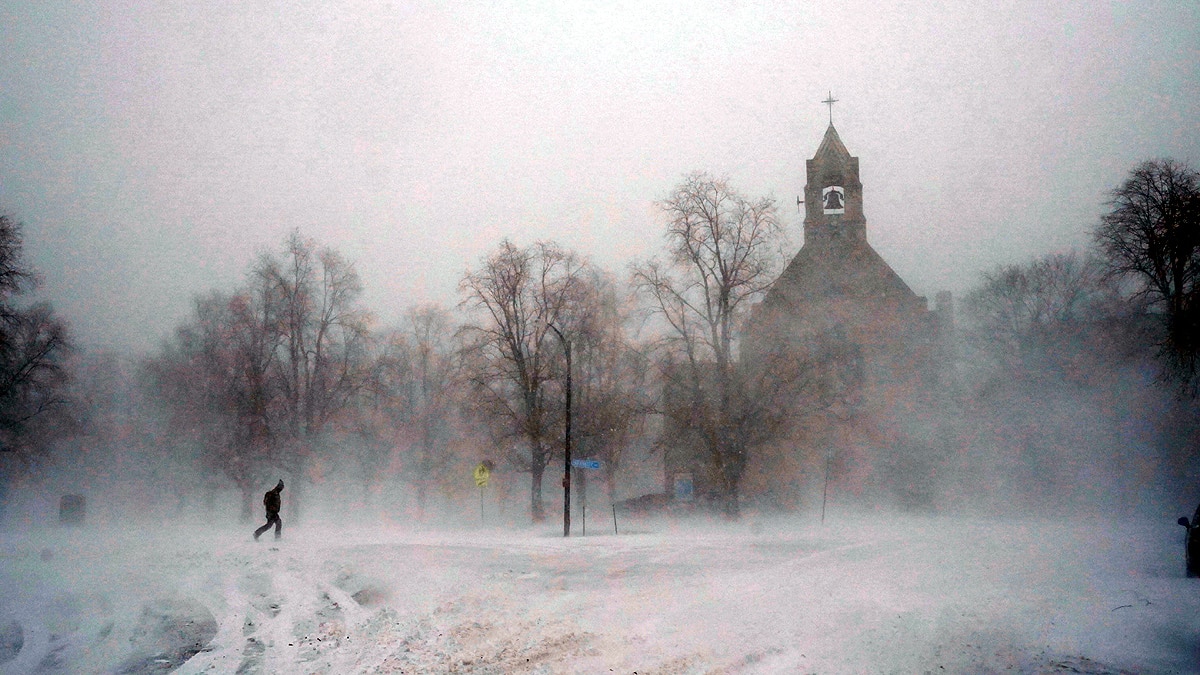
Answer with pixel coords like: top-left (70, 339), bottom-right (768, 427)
top-left (548, 323), bottom-right (572, 537)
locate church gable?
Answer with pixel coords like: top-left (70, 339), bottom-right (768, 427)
top-left (768, 239), bottom-right (922, 312)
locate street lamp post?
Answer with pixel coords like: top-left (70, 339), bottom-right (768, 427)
top-left (547, 323), bottom-right (572, 538)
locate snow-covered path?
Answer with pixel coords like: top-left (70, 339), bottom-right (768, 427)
top-left (1, 515), bottom-right (1196, 673)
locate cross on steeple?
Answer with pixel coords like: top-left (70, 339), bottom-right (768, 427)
top-left (822, 90), bottom-right (839, 125)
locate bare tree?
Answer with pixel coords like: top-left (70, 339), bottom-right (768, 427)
top-left (349, 328), bottom-right (412, 510)
top-left (458, 239), bottom-right (594, 523)
top-left (960, 252), bottom-right (1105, 382)
top-left (254, 230), bottom-right (372, 521)
top-left (631, 173), bottom-right (788, 517)
top-left (144, 289), bottom-right (277, 520)
top-left (143, 231), bottom-right (371, 521)
top-left (402, 305), bottom-right (459, 514)
top-left (1095, 159), bottom-right (1200, 392)
top-left (0, 214), bottom-right (73, 465)
top-left (351, 305), bottom-right (458, 516)
top-left (570, 273), bottom-right (649, 503)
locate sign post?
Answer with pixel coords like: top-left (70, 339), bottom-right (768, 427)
top-left (570, 459), bottom-right (601, 536)
top-left (474, 461), bottom-right (493, 525)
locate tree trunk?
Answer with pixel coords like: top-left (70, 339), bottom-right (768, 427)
top-left (415, 436), bottom-right (431, 521)
top-left (287, 440), bottom-right (306, 524)
top-left (240, 485), bottom-right (255, 523)
top-left (415, 480), bottom-right (429, 521)
top-left (287, 482), bottom-right (301, 525)
top-left (721, 457), bottom-right (742, 520)
top-left (723, 481), bottom-right (741, 519)
top-left (530, 464), bottom-right (545, 523)
top-left (204, 486), bottom-right (216, 513)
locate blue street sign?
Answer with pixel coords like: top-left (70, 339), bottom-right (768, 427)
top-left (571, 459), bottom-right (601, 470)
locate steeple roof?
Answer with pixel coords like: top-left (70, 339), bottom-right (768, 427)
top-left (767, 236), bottom-right (920, 309)
top-left (813, 124), bottom-right (850, 162)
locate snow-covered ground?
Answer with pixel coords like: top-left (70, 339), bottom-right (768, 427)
top-left (0, 513), bottom-right (1196, 674)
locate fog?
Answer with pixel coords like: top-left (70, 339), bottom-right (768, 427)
top-left (2, 2), bottom-right (1200, 673)
top-left (2, 1), bottom-right (1197, 354)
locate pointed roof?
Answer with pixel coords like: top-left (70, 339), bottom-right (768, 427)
top-left (767, 237), bottom-right (920, 312)
top-left (813, 124), bottom-right (850, 162)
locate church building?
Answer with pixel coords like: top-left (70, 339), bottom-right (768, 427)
top-left (663, 121), bottom-right (953, 510)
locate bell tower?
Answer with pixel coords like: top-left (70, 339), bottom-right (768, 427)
top-left (803, 124), bottom-right (866, 245)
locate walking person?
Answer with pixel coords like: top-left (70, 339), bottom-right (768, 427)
top-left (253, 480), bottom-right (285, 541)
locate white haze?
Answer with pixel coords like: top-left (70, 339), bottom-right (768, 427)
top-left (1, 1), bottom-right (1197, 354)
top-left (2, 2), bottom-right (1199, 672)
top-left (1, 512), bottom-right (1196, 674)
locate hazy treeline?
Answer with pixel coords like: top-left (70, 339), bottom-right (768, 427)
top-left (0, 214), bottom-right (74, 518)
top-left (948, 159), bottom-right (1200, 516)
top-left (2, 158), bottom-right (1199, 526)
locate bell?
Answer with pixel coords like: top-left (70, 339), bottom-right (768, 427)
top-left (824, 189), bottom-right (844, 211)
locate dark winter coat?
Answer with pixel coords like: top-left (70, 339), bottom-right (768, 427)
top-left (263, 482), bottom-right (284, 515)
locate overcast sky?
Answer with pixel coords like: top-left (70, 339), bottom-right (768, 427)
top-left (2, 1), bottom-right (1197, 355)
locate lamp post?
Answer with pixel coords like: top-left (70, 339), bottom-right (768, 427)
top-left (547, 323), bottom-right (572, 538)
